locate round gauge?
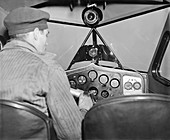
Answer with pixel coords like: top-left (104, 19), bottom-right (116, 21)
top-left (110, 78), bottom-right (120, 88)
top-left (69, 80), bottom-right (77, 88)
top-left (88, 87), bottom-right (98, 96)
top-left (113, 73), bottom-right (121, 79)
top-left (124, 81), bottom-right (133, 90)
top-left (133, 82), bottom-right (141, 90)
top-left (88, 70), bottom-right (98, 81)
top-left (89, 47), bottom-right (98, 57)
top-left (101, 90), bottom-right (109, 98)
top-left (78, 75), bottom-right (87, 85)
top-left (99, 74), bottom-right (109, 85)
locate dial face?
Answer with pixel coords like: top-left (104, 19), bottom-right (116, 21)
top-left (78, 75), bottom-right (87, 85)
top-left (101, 90), bottom-right (109, 98)
top-left (124, 81), bottom-right (133, 90)
top-left (133, 82), bottom-right (141, 90)
top-left (88, 70), bottom-right (97, 81)
top-left (113, 73), bottom-right (121, 79)
top-left (89, 47), bottom-right (98, 57)
top-left (89, 87), bottom-right (98, 96)
top-left (110, 78), bottom-right (120, 88)
top-left (99, 74), bottom-right (109, 85)
top-left (69, 80), bottom-right (77, 88)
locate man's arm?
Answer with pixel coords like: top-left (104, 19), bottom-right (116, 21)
top-left (37, 52), bottom-right (93, 139)
top-left (46, 66), bottom-right (83, 140)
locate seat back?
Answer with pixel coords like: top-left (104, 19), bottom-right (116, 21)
top-left (0, 100), bottom-right (57, 140)
top-left (83, 94), bottom-right (170, 140)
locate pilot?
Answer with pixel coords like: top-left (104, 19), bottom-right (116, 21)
top-left (0, 7), bottom-right (93, 140)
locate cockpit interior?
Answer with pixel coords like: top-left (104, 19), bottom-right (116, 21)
top-left (1, 0), bottom-right (170, 139)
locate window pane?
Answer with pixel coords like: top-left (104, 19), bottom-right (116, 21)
top-left (159, 41), bottom-right (170, 80)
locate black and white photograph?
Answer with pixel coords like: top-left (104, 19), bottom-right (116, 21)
top-left (0, 0), bottom-right (170, 140)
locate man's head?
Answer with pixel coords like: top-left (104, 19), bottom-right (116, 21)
top-left (4, 7), bottom-right (50, 54)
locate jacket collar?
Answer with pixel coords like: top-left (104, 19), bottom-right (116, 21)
top-left (2, 39), bottom-right (58, 63)
top-left (3, 39), bottom-right (38, 53)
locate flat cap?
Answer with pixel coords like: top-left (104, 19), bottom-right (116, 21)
top-left (4, 7), bottom-right (50, 36)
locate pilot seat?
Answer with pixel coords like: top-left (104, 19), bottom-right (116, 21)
top-left (0, 99), bottom-right (58, 140)
top-left (83, 93), bottom-right (170, 140)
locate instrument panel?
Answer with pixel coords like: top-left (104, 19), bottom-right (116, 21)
top-left (66, 63), bottom-right (145, 102)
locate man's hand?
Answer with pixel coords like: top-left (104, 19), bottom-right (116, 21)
top-left (70, 88), bottom-right (84, 97)
top-left (70, 88), bottom-right (93, 111)
top-left (78, 92), bottom-right (93, 111)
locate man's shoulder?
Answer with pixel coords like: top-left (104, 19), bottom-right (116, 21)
top-left (35, 52), bottom-right (64, 71)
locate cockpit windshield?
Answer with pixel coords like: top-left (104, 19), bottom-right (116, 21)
top-left (67, 27), bottom-right (123, 70)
